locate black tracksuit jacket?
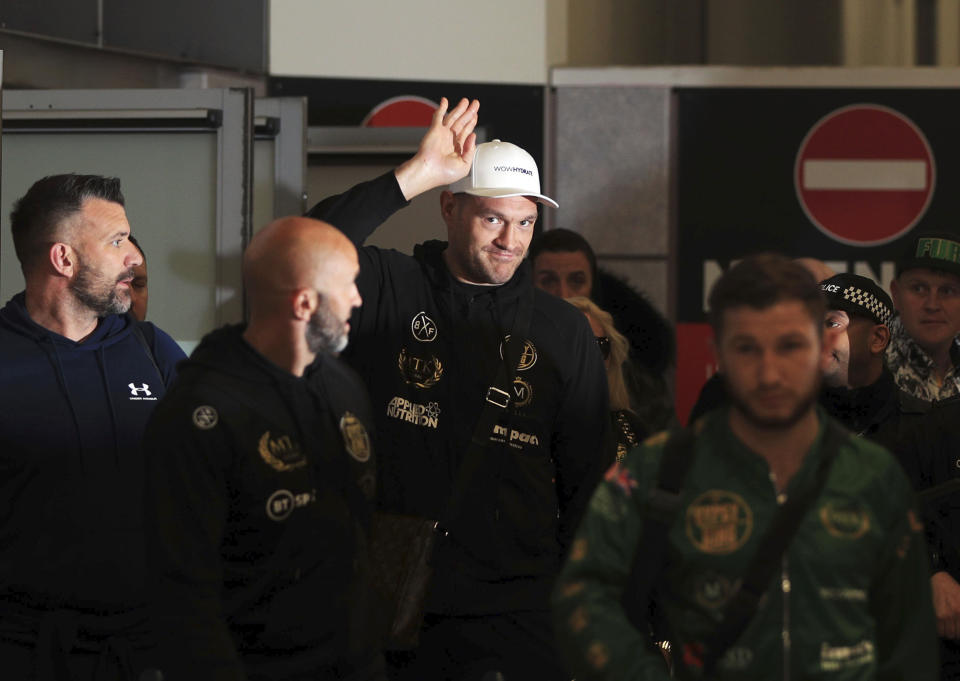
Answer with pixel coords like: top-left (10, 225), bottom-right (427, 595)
top-left (308, 172), bottom-right (611, 615)
top-left (143, 325), bottom-right (381, 680)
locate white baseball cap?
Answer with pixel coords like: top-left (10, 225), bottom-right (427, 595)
top-left (449, 139), bottom-right (558, 208)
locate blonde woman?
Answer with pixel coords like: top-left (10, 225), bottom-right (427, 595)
top-left (566, 296), bottom-right (647, 460)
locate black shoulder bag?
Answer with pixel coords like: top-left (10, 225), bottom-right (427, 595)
top-left (369, 288), bottom-right (534, 650)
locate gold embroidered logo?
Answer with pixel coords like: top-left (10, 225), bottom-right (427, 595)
top-left (398, 348), bottom-right (443, 388)
top-left (340, 412), bottom-right (371, 463)
top-left (511, 377), bottom-right (533, 408)
top-left (820, 501), bottom-right (870, 540)
top-left (499, 335), bottom-right (537, 371)
top-left (686, 490), bottom-right (753, 554)
top-left (258, 432), bottom-right (306, 472)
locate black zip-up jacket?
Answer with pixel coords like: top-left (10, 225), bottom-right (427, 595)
top-left (819, 366), bottom-right (930, 453)
top-left (143, 325), bottom-right (382, 680)
top-left (308, 172), bottom-right (611, 614)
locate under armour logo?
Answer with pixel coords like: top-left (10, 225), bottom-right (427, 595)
top-left (128, 383), bottom-right (152, 397)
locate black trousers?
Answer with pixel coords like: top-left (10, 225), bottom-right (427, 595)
top-left (386, 611), bottom-right (569, 681)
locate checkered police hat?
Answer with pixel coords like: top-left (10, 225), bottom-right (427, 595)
top-left (819, 273), bottom-right (893, 326)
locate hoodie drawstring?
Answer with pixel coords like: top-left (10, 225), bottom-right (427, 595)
top-left (39, 338), bottom-right (87, 474)
top-left (96, 346), bottom-right (122, 467)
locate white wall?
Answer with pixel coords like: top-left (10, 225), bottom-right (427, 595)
top-left (269, 0), bottom-right (550, 83)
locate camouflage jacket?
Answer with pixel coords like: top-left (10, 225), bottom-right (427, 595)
top-left (553, 407), bottom-right (937, 681)
top-left (885, 315), bottom-right (960, 401)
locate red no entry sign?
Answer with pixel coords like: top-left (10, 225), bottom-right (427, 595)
top-left (794, 104), bottom-right (936, 246)
top-left (362, 95), bottom-right (438, 127)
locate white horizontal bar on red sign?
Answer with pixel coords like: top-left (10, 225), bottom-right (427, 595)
top-left (802, 160), bottom-right (928, 191)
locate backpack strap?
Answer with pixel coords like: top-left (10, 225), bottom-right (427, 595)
top-left (129, 317), bottom-right (166, 389)
top-left (621, 425), bottom-right (697, 633)
top-left (700, 418), bottom-right (847, 675)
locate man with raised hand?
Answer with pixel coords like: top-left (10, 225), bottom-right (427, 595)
top-left (0, 174), bottom-right (184, 678)
top-left (554, 254), bottom-right (937, 680)
top-left (144, 217), bottom-right (383, 680)
top-left (308, 98), bottom-right (610, 680)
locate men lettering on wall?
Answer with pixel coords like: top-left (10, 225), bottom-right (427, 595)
top-left (888, 232), bottom-right (960, 401)
top-left (308, 98), bottom-right (610, 680)
top-left (0, 175), bottom-right (185, 677)
top-left (554, 254), bottom-right (937, 680)
top-left (143, 217), bottom-right (384, 679)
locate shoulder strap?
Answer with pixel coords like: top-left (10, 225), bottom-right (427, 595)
top-left (701, 418), bottom-right (848, 675)
top-left (621, 425), bottom-right (697, 632)
top-left (439, 286), bottom-right (535, 532)
top-left (129, 316), bottom-right (166, 389)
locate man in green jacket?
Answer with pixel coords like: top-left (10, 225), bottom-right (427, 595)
top-left (554, 253), bottom-right (938, 680)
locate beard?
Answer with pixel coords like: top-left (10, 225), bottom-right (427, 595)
top-left (725, 376), bottom-right (821, 431)
top-left (69, 257), bottom-right (133, 317)
top-left (305, 298), bottom-right (348, 354)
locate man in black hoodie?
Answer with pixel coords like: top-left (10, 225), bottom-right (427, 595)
top-left (142, 216), bottom-right (383, 680)
top-left (308, 98), bottom-right (610, 680)
top-left (0, 174), bottom-right (185, 679)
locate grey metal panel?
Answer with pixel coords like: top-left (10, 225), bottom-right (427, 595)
top-left (252, 138), bottom-right (276, 234)
top-left (307, 162), bottom-right (446, 256)
top-left (553, 86), bottom-right (671, 257)
top-left (0, 1), bottom-right (99, 46)
top-left (1, 88), bottom-right (252, 345)
top-left (254, 97), bottom-right (306, 221)
top-left (102, 0), bottom-right (267, 72)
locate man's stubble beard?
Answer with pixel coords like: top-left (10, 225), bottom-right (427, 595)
top-left (725, 376), bottom-right (821, 431)
top-left (69, 257), bottom-right (133, 317)
top-left (305, 298), bottom-right (348, 354)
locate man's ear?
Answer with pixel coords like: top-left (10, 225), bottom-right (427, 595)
top-left (889, 278), bottom-right (901, 312)
top-left (820, 324), bottom-right (841, 373)
top-left (870, 323), bottom-right (891, 355)
top-left (49, 243), bottom-right (76, 277)
top-left (291, 287), bottom-right (317, 322)
top-left (440, 191), bottom-right (458, 227)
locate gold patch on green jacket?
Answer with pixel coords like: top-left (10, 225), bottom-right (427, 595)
top-left (643, 431), bottom-right (669, 448)
top-left (569, 606), bottom-right (589, 633)
top-left (908, 508), bottom-right (924, 533)
top-left (587, 641), bottom-right (610, 670)
top-left (559, 581), bottom-right (585, 598)
top-left (820, 501), bottom-right (870, 539)
top-left (686, 490), bottom-right (753, 554)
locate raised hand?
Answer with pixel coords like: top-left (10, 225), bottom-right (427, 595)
top-left (933, 571), bottom-right (960, 639)
top-left (395, 97), bottom-right (479, 200)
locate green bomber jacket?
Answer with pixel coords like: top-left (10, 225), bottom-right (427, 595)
top-left (553, 406), bottom-right (938, 681)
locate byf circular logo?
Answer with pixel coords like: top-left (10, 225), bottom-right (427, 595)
top-left (411, 311), bottom-right (438, 342)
